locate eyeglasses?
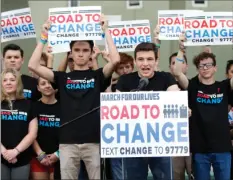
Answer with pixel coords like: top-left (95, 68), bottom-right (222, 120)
top-left (198, 63), bottom-right (214, 70)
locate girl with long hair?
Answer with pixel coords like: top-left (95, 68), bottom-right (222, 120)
top-left (1, 68), bottom-right (38, 179)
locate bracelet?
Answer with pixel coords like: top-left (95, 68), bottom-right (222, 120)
top-left (14, 147), bottom-right (20, 154)
top-left (101, 33), bottom-right (105, 38)
top-left (40, 39), bottom-right (48, 45)
top-left (176, 58), bottom-right (185, 62)
top-left (54, 150), bottom-right (60, 158)
top-left (37, 151), bottom-right (46, 162)
top-left (155, 44), bottom-right (161, 48)
top-left (41, 32), bottom-right (48, 39)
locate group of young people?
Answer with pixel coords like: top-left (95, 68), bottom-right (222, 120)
top-left (1, 13), bottom-right (233, 180)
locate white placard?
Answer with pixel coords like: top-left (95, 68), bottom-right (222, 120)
top-left (184, 12), bottom-right (233, 46)
top-left (107, 20), bottom-right (151, 52)
top-left (1, 8), bottom-right (36, 42)
top-left (101, 91), bottom-right (190, 158)
top-left (48, 6), bottom-right (102, 54)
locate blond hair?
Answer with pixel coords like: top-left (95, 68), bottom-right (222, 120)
top-left (1, 68), bottom-right (24, 102)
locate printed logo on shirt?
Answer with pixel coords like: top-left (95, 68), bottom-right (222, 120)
top-left (229, 108), bottom-right (233, 125)
top-left (39, 114), bottom-right (60, 127)
top-left (1, 109), bottom-right (27, 121)
top-left (23, 89), bottom-right (32, 99)
top-left (196, 90), bottom-right (223, 104)
top-left (66, 77), bottom-right (95, 90)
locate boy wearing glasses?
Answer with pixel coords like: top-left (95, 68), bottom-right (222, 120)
top-left (173, 34), bottom-right (233, 180)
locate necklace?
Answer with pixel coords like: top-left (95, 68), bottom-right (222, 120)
top-left (9, 100), bottom-right (16, 110)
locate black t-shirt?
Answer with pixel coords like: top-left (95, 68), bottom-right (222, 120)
top-left (34, 100), bottom-right (60, 154)
top-left (21, 75), bottom-right (41, 101)
top-left (188, 76), bottom-right (232, 153)
top-left (53, 68), bottom-right (111, 144)
top-left (1, 99), bottom-right (36, 167)
top-left (116, 71), bottom-right (177, 92)
top-left (229, 91), bottom-right (233, 107)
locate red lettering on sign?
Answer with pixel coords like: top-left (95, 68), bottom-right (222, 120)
top-left (219, 19), bottom-right (233, 28)
top-left (185, 19), bottom-right (218, 29)
top-left (101, 105), bottom-right (140, 120)
top-left (109, 27), bottom-right (150, 36)
top-left (120, 106), bottom-right (129, 119)
top-left (142, 105), bottom-right (160, 119)
top-left (159, 17), bottom-right (182, 25)
top-left (49, 13), bottom-right (100, 23)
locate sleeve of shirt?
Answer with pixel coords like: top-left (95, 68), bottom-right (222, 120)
top-left (115, 75), bottom-right (125, 92)
top-left (229, 92), bottom-right (233, 106)
top-left (53, 71), bottom-right (65, 86)
top-left (96, 68), bottom-right (112, 92)
top-left (28, 101), bottom-right (38, 122)
top-left (164, 72), bottom-right (177, 88)
top-left (29, 77), bottom-right (41, 101)
top-left (223, 79), bottom-right (233, 105)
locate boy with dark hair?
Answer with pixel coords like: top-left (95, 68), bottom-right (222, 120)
top-left (2, 43), bottom-right (41, 101)
top-left (173, 33), bottom-right (232, 180)
top-left (116, 42), bottom-right (179, 180)
top-left (28, 16), bottom-right (120, 179)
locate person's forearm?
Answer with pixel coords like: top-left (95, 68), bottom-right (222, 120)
top-left (105, 29), bottom-right (120, 65)
top-left (102, 30), bottom-right (120, 77)
top-left (28, 42), bottom-right (44, 71)
top-left (47, 57), bottom-right (54, 69)
top-left (58, 56), bottom-right (68, 72)
top-left (16, 132), bottom-right (37, 153)
top-left (33, 140), bottom-right (43, 156)
top-left (105, 86), bottom-right (112, 92)
top-left (1, 144), bottom-right (6, 153)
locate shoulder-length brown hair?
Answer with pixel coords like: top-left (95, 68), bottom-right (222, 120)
top-left (1, 68), bottom-right (24, 102)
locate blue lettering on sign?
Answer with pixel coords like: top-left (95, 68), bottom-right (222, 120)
top-left (117, 123), bottom-right (129, 143)
top-left (49, 23), bottom-right (101, 33)
top-left (1, 24), bottom-right (34, 35)
top-left (177, 122), bottom-right (188, 142)
top-left (186, 29), bottom-right (233, 38)
top-left (162, 122), bottom-right (174, 142)
top-left (132, 123), bottom-right (145, 143)
top-left (49, 40), bottom-right (70, 46)
top-left (113, 35), bottom-right (151, 45)
top-left (160, 26), bottom-right (182, 34)
top-left (101, 122), bottom-right (188, 144)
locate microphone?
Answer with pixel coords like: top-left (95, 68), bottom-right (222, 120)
top-left (131, 78), bottom-right (149, 92)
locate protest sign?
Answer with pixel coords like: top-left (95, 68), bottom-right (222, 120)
top-left (184, 12), bottom-right (233, 46)
top-left (1, 8), bottom-right (36, 43)
top-left (158, 10), bottom-right (203, 40)
top-left (48, 6), bottom-right (102, 54)
top-left (107, 20), bottom-right (151, 52)
top-left (100, 91), bottom-right (189, 158)
top-left (95, 15), bottom-right (122, 46)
